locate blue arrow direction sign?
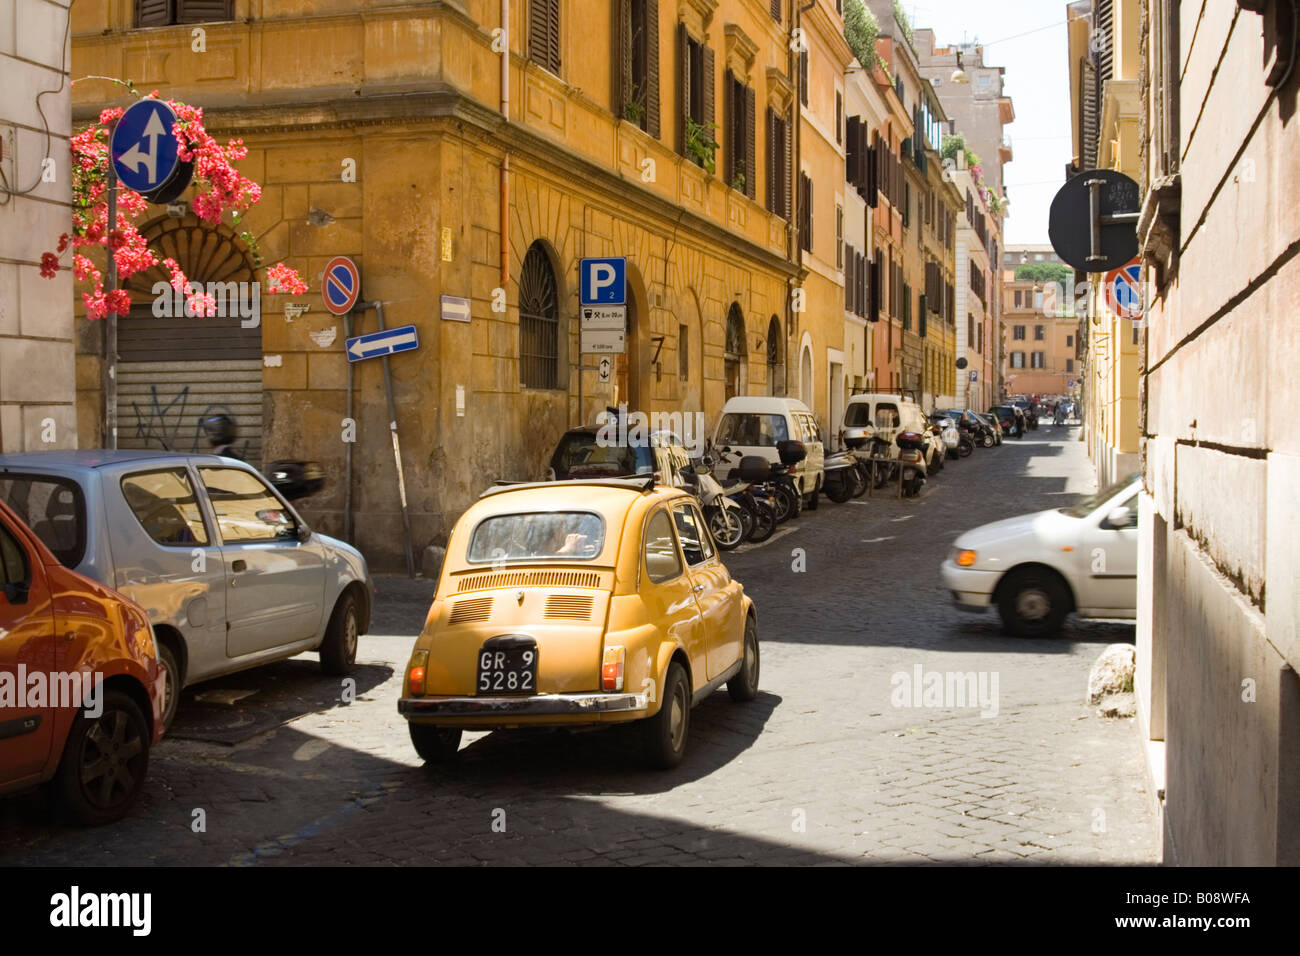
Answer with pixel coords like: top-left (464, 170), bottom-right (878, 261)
top-left (346, 325), bottom-right (420, 363)
top-left (111, 100), bottom-right (181, 194)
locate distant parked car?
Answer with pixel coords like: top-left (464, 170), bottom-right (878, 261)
top-left (0, 451), bottom-right (372, 730)
top-left (547, 427), bottom-right (692, 486)
top-left (0, 497), bottom-right (164, 825)
top-left (713, 396), bottom-right (825, 508)
top-left (940, 474), bottom-right (1141, 637)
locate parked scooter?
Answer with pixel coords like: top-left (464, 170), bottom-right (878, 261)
top-left (896, 430), bottom-right (928, 497)
top-left (841, 426), bottom-right (873, 498)
top-left (265, 460), bottom-right (326, 501)
top-left (822, 447), bottom-right (864, 503)
top-left (716, 449), bottom-right (778, 543)
top-left (678, 454), bottom-right (747, 550)
top-left (767, 439), bottom-right (807, 521)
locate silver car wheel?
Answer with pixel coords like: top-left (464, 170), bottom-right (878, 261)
top-left (1016, 588), bottom-right (1051, 621)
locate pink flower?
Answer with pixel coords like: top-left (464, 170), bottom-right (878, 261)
top-left (40, 252), bottom-right (59, 278)
top-left (265, 263), bottom-right (308, 295)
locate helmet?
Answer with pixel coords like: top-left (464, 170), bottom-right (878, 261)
top-left (200, 412), bottom-right (237, 448)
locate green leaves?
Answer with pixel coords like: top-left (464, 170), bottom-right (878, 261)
top-left (843, 0), bottom-right (880, 72)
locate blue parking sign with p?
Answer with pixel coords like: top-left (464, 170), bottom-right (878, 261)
top-left (580, 258), bottom-right (625, 305)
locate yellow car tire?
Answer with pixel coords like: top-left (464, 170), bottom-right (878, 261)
top-left (410, 724), bottom-right (462, 763)
top-left (641, 661), bottom-right (689, 770)
top-left (726, 617), bottom-right (760, 702)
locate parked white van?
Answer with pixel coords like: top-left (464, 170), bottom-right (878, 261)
top-left (842, 393), bottom-right (940, 469)
top-left (712, 397), bottom-right (826, 507)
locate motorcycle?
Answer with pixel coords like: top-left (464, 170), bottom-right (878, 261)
top-left (896, 430), bottom-right (928, 497)
top-left (716, 449), bottom-right (778, 543)
top-left (767, 439), bottom-right (807, 521)
top-left (841, 426), bottom-right (873, 498)
top-left (822, 447), bottom-right (863, 504)
top-left (266, 460), bottom-right (325, 500)
top-left (678, 454), bottom-right (747, 550)
top-left (952, 419), bottom-right (977, 457)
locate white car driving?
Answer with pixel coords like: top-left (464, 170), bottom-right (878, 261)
top-left (940, 474), bottom-right (1140, 637)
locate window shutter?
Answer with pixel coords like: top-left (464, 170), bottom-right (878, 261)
top-left (870, 260), bottom-right (881, 322)
top-left (677, 24), bottom-right (690, 154)
top-left (702, 45), bottom-right (715, 136)
top-left (645, 0), bottom-right (660, 138)
top-left (845, 246), bottom-right (854, 308)
top-left (176, 0), bottom-right (231, 21)
top-left (614, 0), bottom-right (631, 116)
top-left (770, 0), bottom-right (781, 22)
top-left (919, 295), bottom-right (927, 337)
top-left (136, 0), bottom-right (172, 26)
top-left (800, 175), bottom-right (811, 251)
top-left (845, 116), bottom-right (859, 184)
top-left (547, 0), bottom-right (561, 73)
top-left (857, 252), bottom-right (866, 316)
top-left (782, 111), bottom-right (793, 220)
top-left (724, 71), bottom-right (736, 185)
top-left (744, 83), bottom-right (755, 200)
top-left (530, 0), bottom-right (547, 68)
top-left (766, 107), bottom-right (776, 211)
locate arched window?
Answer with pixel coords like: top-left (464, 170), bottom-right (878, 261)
top-left (519, 242), bottom-right (560, 389)
top-left (766, 315), bottom-right (784, 396)
top-left (725, 304), bottom-right (746, 400)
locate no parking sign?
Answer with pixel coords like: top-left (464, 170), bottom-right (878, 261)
top-left (1106, 259), bottom-right (1143, 319)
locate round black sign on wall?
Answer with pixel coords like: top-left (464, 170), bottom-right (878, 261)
top-left (1048, 169), bottom-right (1141, 273)
top-left (956, 357), bottom-right (969, 370)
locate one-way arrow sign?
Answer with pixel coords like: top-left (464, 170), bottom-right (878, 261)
top-left (346, 325), bottom-right (420, 362)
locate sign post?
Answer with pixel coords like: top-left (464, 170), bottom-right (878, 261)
top-left (577, 258), bottom-right (627, 424)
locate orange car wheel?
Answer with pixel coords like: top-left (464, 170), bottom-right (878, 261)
top-left (53, 690), bottom-right (151, 827)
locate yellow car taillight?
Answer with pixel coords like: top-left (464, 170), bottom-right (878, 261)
top-left (956, 549), bottom-right (977, 567)
top-left (601, 646), bottom-right (625, 692)
top-left (407, 649), bottom-right (429, 695)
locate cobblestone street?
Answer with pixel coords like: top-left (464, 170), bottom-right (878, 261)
top-left (0, 426), bottom-right (1160, 865)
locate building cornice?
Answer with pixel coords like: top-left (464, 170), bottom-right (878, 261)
top-left (81, 84), bottom-right (801, 280)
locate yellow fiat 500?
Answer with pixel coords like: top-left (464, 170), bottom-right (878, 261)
top-left (398, 478), bottom-right (759, 768)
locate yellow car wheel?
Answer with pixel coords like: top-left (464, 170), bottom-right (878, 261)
top-left (727, 617), bottom-right (760, 702)
top-left (641, 661), bottom-right (689, 770)
top-left (409, 724), bottom-right (462, 763)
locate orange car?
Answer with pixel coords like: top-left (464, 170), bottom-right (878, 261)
top-left (0, 498), bottom-right (164, 825)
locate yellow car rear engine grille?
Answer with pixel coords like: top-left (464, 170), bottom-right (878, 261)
top-left (543, 594), bottom-right (595, 621)
top-left (447, 596), bottom-right (493, 624)
top-left (456, 570), bottom-right (602, 592)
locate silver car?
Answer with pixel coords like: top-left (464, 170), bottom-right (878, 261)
top-left (0, 451), bottom-right (372, 729)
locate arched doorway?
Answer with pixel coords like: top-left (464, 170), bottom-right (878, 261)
top-left (724, 304), bottom-right (746, 400)
top-left (118, 216), bottom-right (264, 463)
top-left (519, 241), bottom-right (561, 390)
top-left (677, 289), bottom-right (704, 413)
top-left (766, 315), bottom-right (784, 396)
top-left (799, 342), bottom-right (814, 409)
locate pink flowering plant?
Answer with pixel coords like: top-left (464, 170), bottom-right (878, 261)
top-left (44, 87), bottom-right (307, 320)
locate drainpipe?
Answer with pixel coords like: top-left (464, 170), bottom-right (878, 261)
top-left (789, 0), bottom-right (816, 398)
top-left (500, 0), bottom-right (510, 288)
